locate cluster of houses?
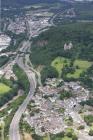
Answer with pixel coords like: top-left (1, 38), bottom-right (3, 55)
top-left (24, 78), bottom-right (90, 136)
top-left (0, 34), bottom-right (11, 52)
top-left (0, 60), bottom-right (17, 80)
top-left (8, 18), bottom-right (26, 35)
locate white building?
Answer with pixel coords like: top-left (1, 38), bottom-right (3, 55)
top-left (0, 34), bottom-right (11, 52)
top-left (0, 34), bottom-right (11, 46)
top-left (64, 42), bottom-right (73, 51)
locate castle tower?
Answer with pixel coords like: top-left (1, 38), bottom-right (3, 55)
top-left (69, 42), bottom-right (73, 49)
top-left (64, 43), bottom-right (67, 50)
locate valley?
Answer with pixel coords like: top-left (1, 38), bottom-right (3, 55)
top-left (0, 1), bottom-right (93, 140)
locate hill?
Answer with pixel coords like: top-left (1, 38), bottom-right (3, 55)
top-left (1, 0), bottom-right (60, 8)
top-left (30, 22), bottom-right (93, 65)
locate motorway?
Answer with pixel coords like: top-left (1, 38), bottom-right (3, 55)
top-left (9, 41), bottom-right (36, 140)
top-left (8, 10), bottom-right (62, 140)
top-left (9, 9), bottom-right (68, 139)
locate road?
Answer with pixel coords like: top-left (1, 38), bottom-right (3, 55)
top-left (9, 41), bottom-right (36, 140)
top-left (9, 8), bottom-right (73, 140)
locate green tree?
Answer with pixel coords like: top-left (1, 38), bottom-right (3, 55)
top-left (41, 66), bottom-right (58, 83)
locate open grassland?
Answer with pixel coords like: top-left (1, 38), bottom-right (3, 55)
top-left (74, 60), bottom-right (92, 69)
top-left (67, 69), bottom-right (83, 79)
top-left (0, 83), bottom-right (11, 94)
top-left (62, 137), bottom-right (72, 140)
top-left (51, 57), bottom-right (70, 77)
top-left (67, 60), bottom-right (92, 79)
top-left (43, 136), bottom-right (49, 140)
top-left (52, 57), bottom-right (92, 78)
top-left (43, 136), bottom-right (72, 140)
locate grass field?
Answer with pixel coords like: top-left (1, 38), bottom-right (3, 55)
top-left (52, 57), bottom-right (92, 79)
top-left (42, 133), bottom-right (72, 140)
top-left (62, 137), bottom-right (72, 140)
top-left (43, 136), bottom-right (49, 140)
top-left (0, 83), bottom-right (11, 94)
top-left (67, 60), bottom-right (92, 78)
top-left (67, 69), bottom-right (83, 79)
top-left (74, 60), bottom-right (92, 69)
top-left (43, 136), bottom-right (72, 140)
top-left (51, 57), bottom-right (70, 77)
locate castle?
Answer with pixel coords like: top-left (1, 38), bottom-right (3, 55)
top-left (64, 42), bottom-right (73, 51)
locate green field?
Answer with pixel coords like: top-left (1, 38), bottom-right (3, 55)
top-left (74, 60), bottom-right (92, 69)
top-left (52, 57), bottom-right (92, 78)
top-left (62, 137), bottom-right (72, 140)
top-left (0, 83), bottom-right (11, 94)
top-left (43, 136), bottom-right (72, 140)
top-left (43, 136), bottom-right (49, 140)
top-left (67, 69), bottom-right (83, 79)
top-left (51, 57), bottom-right (70, 77)
top-left (67, 60), bottom-right (92, 78)
top-left (42, 132), bottom-right (73, 140)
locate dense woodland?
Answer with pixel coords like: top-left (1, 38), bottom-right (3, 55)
top-left (13, 64), bottom-right (30, 94)
top-left (31, 23), bottom-right (93, 65)
top-left (0, 78), bottom-right (18, 107)
top-left (0, 64), bottom-right (30, 107)
top-left (0, 56), bottom-right (9, 67)
top-left (2, 0), bottom-right (59, 8)
top-left (74, 2), bottom-right (93, 20)
top-left (30, 22), bottom-right (93, 87)
top-left (41, 66), bottom-right (59, 83)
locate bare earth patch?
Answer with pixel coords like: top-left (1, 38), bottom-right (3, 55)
top-left (23, 133), bottom-right (32, 140)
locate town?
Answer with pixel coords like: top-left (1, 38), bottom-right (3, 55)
top-left (23, 78), bottom-right (92, 139)
top-left (0, 1), bottom-right (93, 140)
